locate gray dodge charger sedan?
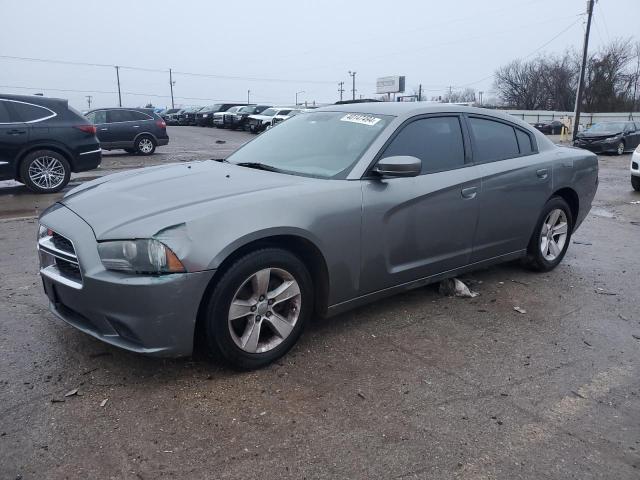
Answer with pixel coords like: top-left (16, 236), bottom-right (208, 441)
top-left (38, 103), bottom-right (598, 369)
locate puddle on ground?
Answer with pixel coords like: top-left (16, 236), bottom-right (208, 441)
top-left (590, 207), bottom-right (615, 218)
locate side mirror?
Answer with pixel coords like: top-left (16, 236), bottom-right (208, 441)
top-left (373, 156), bottom-right (422, 178)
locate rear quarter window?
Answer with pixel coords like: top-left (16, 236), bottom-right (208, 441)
top-left (129, 111), bottom-right (153, 121)
top-left (515, 129), bottom-right (534, 154)
top-left (0, 101), bottom-right (12, 123)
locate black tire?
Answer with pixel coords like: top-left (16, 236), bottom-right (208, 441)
top-left (632, 176), bottom-right (640, 192)
top-left (134, 135), bottom-right (156, 155)
top-left (124, 148), bottom-right (136, 154)
top-left (524, 196), bottom-right (573, 272)
top-left (616, 141), bottom-right (625, 156)
top-left (204, 248), bottom-right (314, 370)
top-left (19, 149), bottom-right (71, 194)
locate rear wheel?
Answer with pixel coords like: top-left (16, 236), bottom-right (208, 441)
top-left (135, 135), bottom-right (156, 155)
top-left (524, 196), bottom-right (573, 272)
top-left (204, 248), bottom-right (313, 370)
top-left (632, 176), bottom-right (640, 191)
top-left (20, 150), bottom-right (70, 193)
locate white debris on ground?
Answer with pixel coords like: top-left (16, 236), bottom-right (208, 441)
top-left (438, 278), bottom-right (479, 298)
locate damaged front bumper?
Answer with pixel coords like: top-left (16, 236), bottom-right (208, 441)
top-left (38, 203), bottom-right (215, 357)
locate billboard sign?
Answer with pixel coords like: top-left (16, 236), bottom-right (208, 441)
top-left (376, 76), bottom-right (406, 94)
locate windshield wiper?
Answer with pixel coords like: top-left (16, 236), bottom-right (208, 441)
top-left (236, 162), bottom-right (282, 173)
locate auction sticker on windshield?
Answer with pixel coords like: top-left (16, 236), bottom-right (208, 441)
top-left (340, 114), bottom-right (382, 126)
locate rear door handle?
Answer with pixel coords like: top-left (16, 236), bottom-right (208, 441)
top-left (536, 168), bottom-right (549, 179)
top-left (461, 186), bottom-right (478, 199)
top-left (100, 128), bottom-right (108, 131)
top-left (6, 129), bottom-right (27, 135)
top-left (132, 125), bottom-right (139, 128)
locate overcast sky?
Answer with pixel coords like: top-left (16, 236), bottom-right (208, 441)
top-left (1, 0), bottom-right (638, 110)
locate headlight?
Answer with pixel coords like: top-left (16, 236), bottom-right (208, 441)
top-left (98, 239), bottom-right (185, 274)
top-left (202, 114), bottom-right (208, 118)
top-left (38, 224), bottom-right (51, 240)
top-left (605, 136), bottom-right (620, 143)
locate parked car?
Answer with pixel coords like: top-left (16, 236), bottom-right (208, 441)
top-left (165, 108), bottom-right (184, 126)
top-left (0, 94), bottom-right (101, 193)
top-left (179, 106), bottom-right (203, 126)
top-left (270, 109), bottom-right (303, 128)
top-left (212, 106), bottom-right (244, 128)
top-left (533, 120), bottom-right (565, 135)
top-left (229, 105), bottom-right (272, 130)
top-left (38, 104), bottom-right (598, 369)
top-left (631, 144), bottom-right (640, 191)
top-left (247, 107), bottom-right (297, 133)
top-left (84, 107), bottom-right (169, 155)
top-left (573, 121), bottom-right (640, 155)
top-left (160, 108), bottom-right (181, 121)
top-left (196, 103), bottom-right (248, 127)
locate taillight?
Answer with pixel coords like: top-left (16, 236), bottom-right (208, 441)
top-left (156, 119), bottom-right (166, 129)
top-left (75, 124), bottom-right (97, 135)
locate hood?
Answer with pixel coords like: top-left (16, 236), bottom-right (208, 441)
top-left (61, 161), bottom-right (307, 239)
top-left (249, 114), bottom-right (273, 121)
top-left (578, 130), bottom-right (622, 139)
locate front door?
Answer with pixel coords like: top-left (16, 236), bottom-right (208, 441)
top-left (360, 115), bottom-right (481, 294)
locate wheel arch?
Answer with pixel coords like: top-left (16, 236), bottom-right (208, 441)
top-left (550, 187), bottom-right (579, 230)
top-left (134, 132), bottom-right (158, 144)
top-left (193, 233), bottom-right (330, 352)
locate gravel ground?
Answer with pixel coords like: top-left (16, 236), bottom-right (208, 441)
top-left (1, 127), bottom-right (639, 479)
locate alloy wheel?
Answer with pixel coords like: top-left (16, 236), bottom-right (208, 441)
top-left (28, 156), bottom-right (66, 190)
top-left (539, 208), bottom-right (568, 261)
top-left (617, 142), bottom-right (625, 155)
top-left (228, 268), bottom-right (301, 354)
top-left (138, 138), bottom-right (154, 154)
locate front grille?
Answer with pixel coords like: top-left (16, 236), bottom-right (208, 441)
top-left (52, 232), bottom-right (75, 255)
top-left (38, 229), bottom-right (83, 289)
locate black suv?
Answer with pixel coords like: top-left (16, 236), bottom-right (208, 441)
top-left (196, 103), bottom-right (248, 127)
top-left (0, 94), bottom-right (101, 193)
top-left (85, 108), bottom-right (169, 155)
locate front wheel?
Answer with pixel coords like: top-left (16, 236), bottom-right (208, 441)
top-left (632, 176), bottom-right (640, 191)
top-left (20, 150), bottom-right (70, 193)
top-left (204, 248), bottom-right (314, 370)
top-left (135, 135), bottom-right (156, 155)
top-left (524, 196), bottom-right (573, 272)
top-left (616, 141), bottom-right (625, 155)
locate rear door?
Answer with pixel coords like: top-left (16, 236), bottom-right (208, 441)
top-left (0, 100), bottom-right (29, 179)
top-left (86, 110), bottom-right (110, 144)
top-left (468, 115), bottom-right (552, 262)
top-left (360, 114), bottom-right (481, 293)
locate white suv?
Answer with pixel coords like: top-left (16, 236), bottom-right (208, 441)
top-left (632, 144), bottom-right (640, 191)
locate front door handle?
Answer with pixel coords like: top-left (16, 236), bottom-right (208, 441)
top-left (536, 168), bottom-right (549, 179)
top-left (6, 129), bottom-right (27, 135)
top-left (100, 128), bottom-right (108, 131)
top-left (132, 125), bottom-right (140, 128)
top-left (461, 186), bottom-right (478, 199)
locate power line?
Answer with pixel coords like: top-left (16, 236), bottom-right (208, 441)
top-left (0, 54), bottom-right (338, 85)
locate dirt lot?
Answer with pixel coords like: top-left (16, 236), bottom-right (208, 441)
top-left (1, 127), bottom-right (639, 479)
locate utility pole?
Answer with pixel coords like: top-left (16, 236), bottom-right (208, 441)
top-left (338, 81), bottom-right (345, 102)
top-left (418, 84), bottom-right (422, 102)
top-left (247, 90), bottom-right (251, 104)
top-left (573, 0), bottom-right (595, 140)
top-left (169, 68), bottom-right (175, 109)
top-left (479, 91), bottom-right (484, 106)
top-left (115, 65), bottom-right (122, 107)
top-left (85, 95), bottom-right (92, 109)
top-left (295, 90), bottom-right (305, 105)
top-left (348, 71), bottom-right (357, 100)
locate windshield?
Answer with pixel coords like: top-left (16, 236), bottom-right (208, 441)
top-left (260, 108), bottom-right (278, 116)
top-left (238, 106), bottom-right (256, 114)
top-left (227, 111), bottom-right (392, 178)
top-left (587, 122), bottom-right (627, 132)
top-left (226, 106), bottom-right (241, 113)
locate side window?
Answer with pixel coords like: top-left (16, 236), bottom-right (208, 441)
top-left (128, 111), bottom-right (153, 121)
top-left (88, 110), bottom-right (107, 124)
top-left (515, 129), bottom-right (533, 155)
top-left (107, 110), bottom-right (134, 123)
top-left (381, 116), bottom-right (465, 174)
top-left (10, 101), bottom-right (54, 122)
top-left (0, 101), bottom-right (12, 123)
top-left (279, 110), bottom-right (292, 115)
top-left (468, 117), bottom-right (519, 162)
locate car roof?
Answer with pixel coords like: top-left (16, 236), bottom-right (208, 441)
top-left (0, 93), bottom-right (67, 106)
top-left (87, 107), bottom-right (155, 113)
